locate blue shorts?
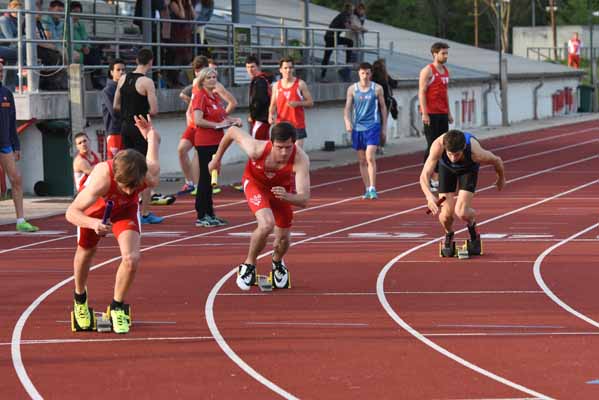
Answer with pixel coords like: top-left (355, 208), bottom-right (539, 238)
top-left (352, 124), bottom-right (380, 150)
top-left (0, 145), bottom-right (13, 154)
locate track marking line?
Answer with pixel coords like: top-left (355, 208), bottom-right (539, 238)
top-left (2, 336), bottom-right (212, 346)
top-left (217, 290), bottom-right (545, 297)
top-left (424, 332), bottom-right (599, 337)
top-left (436, 324), bottom-right (565, 329)
top-left (376, 180), bottom-right (598, 400)
top-left (245, 322), bottom-right (369, 327)
top-left (533, 223), bottom-right (599, 329)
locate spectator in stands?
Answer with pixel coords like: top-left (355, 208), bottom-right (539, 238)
top-left (0, 62), bottom-right (39, 232)
top-left (567, 32), bottom-right (582, 69)
top-left (372, 58), bottom-right (398, 154)
top-left (0, 0), bottom-right (23, 89)
top-left (33, 0), bottom-right (67, 90)
top-left (349, 3), bottom-right (368, 62)
top-left (102, 59), bottom-right (126, 160)
top-left (71, 1), bottom-right (103, 89)
top-left (194, 0), bottom-right (213, 23)
top-left (321, 3), bottom-right (353, 81)
top-left (166, 0), bottom-right (195, 88)
top-left (42, 0), bottom-right (80, 63)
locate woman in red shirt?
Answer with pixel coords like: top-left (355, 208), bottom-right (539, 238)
top-left (192, 67), bottom-right (241, 227)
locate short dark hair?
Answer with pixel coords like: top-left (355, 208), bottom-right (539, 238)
top-left (443, 129), bottom-right (466, 153)
top-left (108, 58), bottom-right (125, 77)
top-left (136, 48), bottom-right (153, 66)
top-left (358, 62), bottom-right (372, 71)
top-left (74, 132), bottom-right (88, 141)
top-left (71, 1), bottom-right (82, 10)
top-left (49, 0), bottom-right (63, 8)
top-left (279, 56), bottom-right (294, 67)
top-left (245, 54), bottom-right (260, 66)
top-left (113, 149), bottom-right (148, 189)
top-left (270, 122), bottom-right (296, 143)
top-left (431, 42), bottom-right (449, 55)
top-left (192, 55), bottom-right (209, 70)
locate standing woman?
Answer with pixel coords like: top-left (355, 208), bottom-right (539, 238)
top-left (191, 67), bottom-right (242, 227)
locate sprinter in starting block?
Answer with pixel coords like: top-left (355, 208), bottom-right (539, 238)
top-left (421, 129), bottom-right (505, 258)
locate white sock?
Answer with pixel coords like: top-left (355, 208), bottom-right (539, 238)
top-left (16, 218), bottom-right (25, 224)
top-left (186, 180), bottom-right (194, 186)
top-left (368, 186), bottom-right (375, 192)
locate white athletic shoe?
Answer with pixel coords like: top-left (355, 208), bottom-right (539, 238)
top-left (236, 263), bottom-right (256, 291)
top-left (272, 259), bottom-right (290, 289)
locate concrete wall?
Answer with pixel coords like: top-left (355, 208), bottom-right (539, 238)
top-left (513, 25), bottom-right (599, 60)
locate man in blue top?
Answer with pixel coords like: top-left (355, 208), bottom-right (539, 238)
top-left (101, 59), bottom-right (125, 159)
top-left (343, 62), bottom-right (387, 199)
top-left (0, 63), bottom-right (38, 232)
top-left (420, 129), bottom-right (505, 256)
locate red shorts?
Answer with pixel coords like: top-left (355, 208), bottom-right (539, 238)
top-left (181, 125), bottom-right (196, 143)
top-left (250, 121), bottom-right (270, 141)
top-left (106, 134), bottom-right (122, 160)
top-left (243, 178), bottom-right (293, 228)
top-left (568, 54), bottom-right (580, 68)
top-left (77, 204), bottom-right (140, 249)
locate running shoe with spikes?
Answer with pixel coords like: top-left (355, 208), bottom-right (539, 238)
top-left (236, 263), bottom-right (256, 291)
top-left (272, 259), bottom-right (290, 289)
top-left (73, 299), bottom-right (92, 330)
top-left (110, 307), bottom-right (130, 334)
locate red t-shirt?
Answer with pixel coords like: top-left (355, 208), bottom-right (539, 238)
top-left (425, 64), bottom-right (450, 115)
top-left (242, 141), bottom-right (296, 191)
top-left (275, 78), bottom-right (306, 129)
top-left (192, 88), bottom-right (227, 146)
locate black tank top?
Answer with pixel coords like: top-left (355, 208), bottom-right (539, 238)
top-left (440, 132), bottom-right (480, 174)
top-left (120, 72), bottom-right (150, 123)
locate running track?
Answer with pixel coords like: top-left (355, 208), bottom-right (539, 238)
top-left (1, 121), bottom-right (598, 399)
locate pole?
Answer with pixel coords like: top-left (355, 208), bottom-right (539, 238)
top-left (232, 0), bottom-right (240, 23)
top-left (532, 0), bottom-right (535, 27)
top-left (474, 0), bottom-right (479, 47)
top-left (550, 0), bottom-right (557, 60)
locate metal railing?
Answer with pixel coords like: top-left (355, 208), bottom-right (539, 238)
top-left (526, 46), bottom-right (599, 62)
top-left (0, 8), bottom-right (380, 94)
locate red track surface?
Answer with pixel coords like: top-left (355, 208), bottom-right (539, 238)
top-left (1, 121), bottom-right (598, 399)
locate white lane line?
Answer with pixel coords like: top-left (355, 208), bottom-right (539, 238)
top-left (533, 223), bottom-right (599, 329)
top-left (55, 320), bottom-right (176, 325)
top-left (206, 160), bottom-right (596, 399)
top-left (436, 324), bottom-right (565, 329)
top-left (217, 290), bottom-right (544, 297)
top-left (11, 147), bottom-right (597, 398)
top-left (2, 336), bottom-right (212, 346)
top-left (424, 332), bottom-right (599, 337)
top-left (376, 180), bottom-right (598, 400)
top-left (245, 322), bottom-right (369, 327)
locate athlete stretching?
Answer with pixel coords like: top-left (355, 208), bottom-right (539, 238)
top-left (209, 122), bottom-right (310, 290)
top-left (420, 129), bottom-right (505, 255)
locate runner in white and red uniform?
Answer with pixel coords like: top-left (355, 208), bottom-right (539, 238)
top-left (73, 132), bottom-right (101, 192)
top-left (568, 32), bottom-right (582, 69)
top-left (209, 122), bottom-right (311, 291)
top-left (66, 115), bottom-right (161, 334)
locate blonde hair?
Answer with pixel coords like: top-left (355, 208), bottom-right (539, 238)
top-left (8, 0), bottom-right (22, 9)
top-left (196, 67), bottom-right (217, 89)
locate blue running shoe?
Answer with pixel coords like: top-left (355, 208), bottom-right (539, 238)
top-left (368, 187), bottom-right (378, 199)
top-left (362, 190), bottom-right (371, 199)
top-left (141, 212), bottom-right (164, 224)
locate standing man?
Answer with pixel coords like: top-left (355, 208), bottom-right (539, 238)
top-left (321, 3), bottom-right (353, 81)
top-left (246, 54), bottom-right (271, 140)
top-left (419, 42), bottom-right (453, 192)
top-left (568, 32), bottom-right (582, 69)
top-left (269, 57), bottom-right (314, 149)
top-left (420, 129), bottom-right (505, 256)
top-left (208, 122), bottom-right (310, 291)
top-left (0, 63), bottom-right (38, 232)
top-left (72, 132), bottom-right (100, 192)
top-left (101, 59), bottom-right (125, 160)
top-left (343, 62), bottom-right (387, 200)
top-left (66, 115), bottom-right (161, 334)
top-left (113, 48), bottom-right (162, 224)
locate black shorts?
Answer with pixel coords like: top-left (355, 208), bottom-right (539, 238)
top-left (438, 163), bottom-right (478, 193)
top-left (423, 113), bottom-right (449, 169)
top-left (121, 122), bottom-right (148, 156)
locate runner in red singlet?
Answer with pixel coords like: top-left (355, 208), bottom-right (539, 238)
top-left (208, 122), bottom-right (310, 291)
top-left (66, 115), bottom-right (161, 334)
top-left (268, 57), bottom-right (313, 148)
top-left (73, 132), bottom-right (101, 192)
top-left (418, 42), bottom-right (454, 191)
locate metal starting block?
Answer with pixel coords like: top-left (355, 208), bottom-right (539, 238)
top-left (257, 274), bottom-right (273, 292)
top-left (457, 243), bottom-right (470, 259)
top-left (96, 312), bottom-right (112, 332)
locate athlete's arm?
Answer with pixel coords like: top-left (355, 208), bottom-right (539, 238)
top-left (471, 139), bottom-right (505, 191)
top-left (343, 85), bottom-right (354, 132)
top-left (268, 84), bottom-right (278, 124)
top-left (418, 66), bottom-right (431, 125)
top-left (66, 163), bottom-right (111, 234)
top-left (73, 155), bottom-right (93, 175)
top-left (215, 82), bottom-right (238, 114)
top-left (113, 75), bottom-right (125, 113)
top-left (142, 78), bottom-right (159, 116)
top-left (209, 126), bottom-right (266, 174)
top-left (292, 80), bottom-right (314, 108)
top-left (179, 84), bottom-right (193, 104)
top-left (420, 136), bottom-right (444, 214)
top-left (375, 84), bottom-right (388, 138)
top-left (274, 148), bottom-right (310, 208)
top-left (134, 115), bottom-right (161, 188)
top-left (445, 66), bottom-right (453, 124)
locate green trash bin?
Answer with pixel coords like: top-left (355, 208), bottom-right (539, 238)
top-left (37, 120), bottom-right (74, 196)
top-left (578, 84), bottom-right (593, 112)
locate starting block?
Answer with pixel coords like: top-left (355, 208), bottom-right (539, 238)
top-left (439, 241), bottom-right (456, 258)
top-left (95, 304), bottom-right (132, 333)
top-left (71, 307), bottom-right (97, 332)
top-left (257, 274), bottom-right (273, 292)
top-left (457, 243), bottom-right (470, 259)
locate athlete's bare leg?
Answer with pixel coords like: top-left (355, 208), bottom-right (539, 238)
top-left (357, 150), bottom-right (369, 188)
top-left (0, 152), bottom-right (24, 219)
top-left (140, 188), bottom-right (151, 216)
top-left (73, 245), bottom-right (97, 294)
top-left (365, 144), bottom-right (377, 188)
top-left (438, 192), bottom-right (456, 233)
top-left (113, 230), bottom-right (141, 302)
top-left (454, 190), bottom-right (475, 225)
top-left (245, 208), bottom-right (275, 265)
top-left (178, 138), bottom-right (194, 183)
top-left (272, 226), bottom-right (291, 262)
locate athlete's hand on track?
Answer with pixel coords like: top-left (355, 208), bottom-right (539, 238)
top-left (422, 113), bottom-right (430, 126)
top-left (495, 175), bottom-right (506, 191)
top-left (271, 186), bottom-right (289, 201)
top-left (93, 219), bottom-right (112, 236)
